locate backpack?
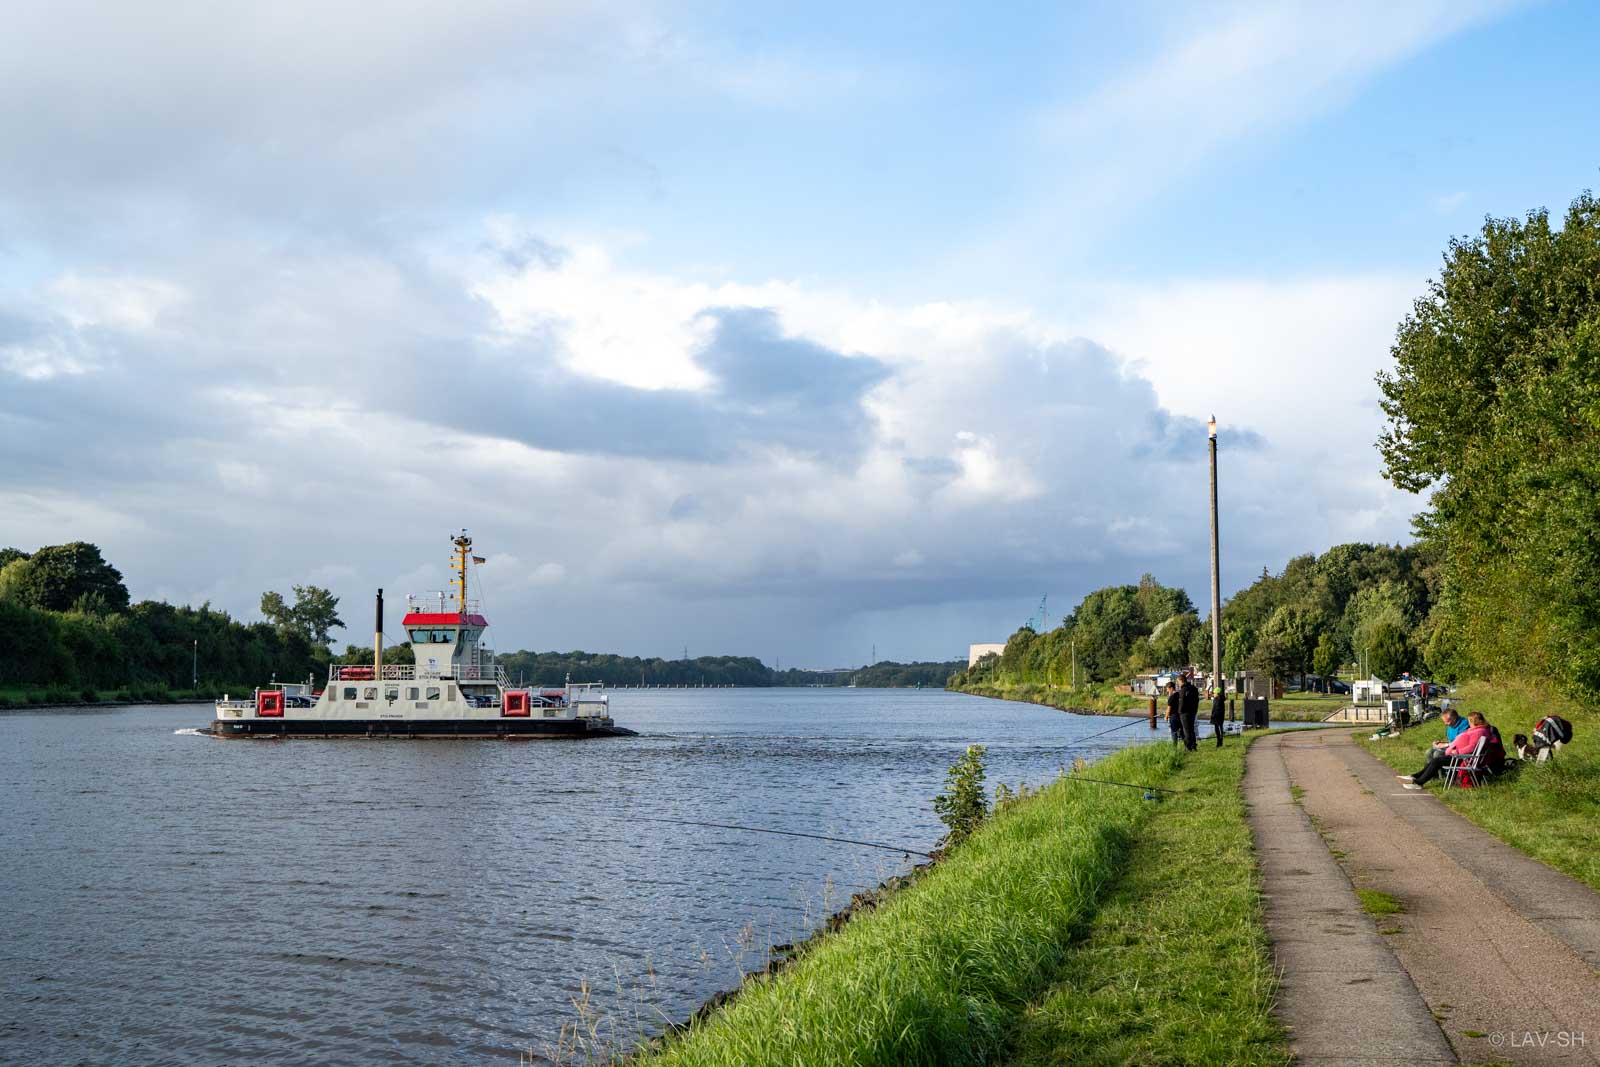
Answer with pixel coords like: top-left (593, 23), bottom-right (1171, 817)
top-left (1533, 715), bottom-right (1573, 747)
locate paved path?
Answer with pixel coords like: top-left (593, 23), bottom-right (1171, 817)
top-left (1248, 730), bottom-right (1600, 1066)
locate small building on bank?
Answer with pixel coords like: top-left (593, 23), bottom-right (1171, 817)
top-left (967, 643), bottom-right (1006, 667)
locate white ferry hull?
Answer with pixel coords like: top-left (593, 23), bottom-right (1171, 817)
top-left (209, 716), bottom-right (635, 738)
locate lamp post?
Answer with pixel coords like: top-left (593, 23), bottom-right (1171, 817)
top-left (1208, 416), bottom-right (1223, 694)
top-left (192, 639), bottom-right (198, 690)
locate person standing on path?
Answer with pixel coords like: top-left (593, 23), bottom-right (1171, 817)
top-left (1209, 685), bottom-right (1227, 747)
top-left (1165, 681), bottom-right (1183, 747)
top-left (1179, 673), bottom-right (1200, 751)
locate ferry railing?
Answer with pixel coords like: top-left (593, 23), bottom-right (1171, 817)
top-left (329, 664), bottom-right (418, 682)
top-left (404, 593), bottom-right (483, 615)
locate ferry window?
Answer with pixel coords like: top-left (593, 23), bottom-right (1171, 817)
top-left (426, 686), bottom-right (441, 701)
top-left (343, 687), bottom-right (357, 700)
top-left (364, 687), bottom-right (377, 700)
top-left (407, 687), bottom-right (419, 700)
top-left (410, 628), bottom-right (431, 642)
top-left (385, 687), bottom-right (399, 701)
top-left (432, 629), bottom-right (454, 644)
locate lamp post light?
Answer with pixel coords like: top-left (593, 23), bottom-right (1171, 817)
top-left (1208, 416), bottom-right (1223, 694)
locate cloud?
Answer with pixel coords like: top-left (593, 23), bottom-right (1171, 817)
top-left (0, 0), bottom-right (1461, 662)
top-left (1433, 190), bottom-right (1470, 212)
top-left (0, 221), bottom-right (1424, 661)
top-left (970, 0), bottom-right (1520, 271)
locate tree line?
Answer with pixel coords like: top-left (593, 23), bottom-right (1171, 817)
top-left (0, 543), bottom-right (335, 692)
top-left (951, 543), bottom-right (1435, 691)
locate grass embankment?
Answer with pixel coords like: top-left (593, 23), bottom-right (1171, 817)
top-left (638, 741), bottom-right (1286, 1067)
top-left (1357, 679), bottom-right (1599, 894)
top-left (1007, 737), bottom-right (1286, 1067)
top-left (0, 684), bottom-right (213, 709)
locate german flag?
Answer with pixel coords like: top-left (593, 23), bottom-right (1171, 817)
top-left (472, 555), bottom-right (487, 564)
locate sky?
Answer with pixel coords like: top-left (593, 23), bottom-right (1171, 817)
top-left (2, 0), bottom-right (1597, 666)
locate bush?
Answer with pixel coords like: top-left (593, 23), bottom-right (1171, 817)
top-left (81, 688), bottom-right (98, 702)
top-left (933, 745), bottom-right (989, 849)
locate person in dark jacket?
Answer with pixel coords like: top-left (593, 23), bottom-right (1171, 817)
top-left (1165, 681), bottom-right (1183, 746)
top-left (1179, 673), bottom-right (1200, 751)
top-left (1210, 685), bottom-right (1227, 747)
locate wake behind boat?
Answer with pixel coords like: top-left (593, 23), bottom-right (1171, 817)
top-left (209, 533), bottom-right (634, 739)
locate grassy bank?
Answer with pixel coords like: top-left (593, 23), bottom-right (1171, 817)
top-left (634, 739), bottom-right (1286, 1066)
top-left (1008, 737), bottom-right (1286, 1066)
top-left (1356, 679), bottom-right (1599, 893)
top-left (0, 684), bottom-right (215, 709)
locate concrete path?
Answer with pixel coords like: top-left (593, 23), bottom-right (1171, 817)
top-left (1249, 730), bottom-right (1600, 1066)
top-left (1246, 731), bottom-right (1455, 1065)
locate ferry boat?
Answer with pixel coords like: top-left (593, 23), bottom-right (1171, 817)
top-left (209, 533), bottom-right (634, 739)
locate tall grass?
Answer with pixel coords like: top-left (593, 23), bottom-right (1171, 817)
top-left (1358, 678), bottom-right (1599, 892)
top-left (1006, 739), bottom-right (1288, 1067)
top-left (639, 743), bottom-right (1182, 1067)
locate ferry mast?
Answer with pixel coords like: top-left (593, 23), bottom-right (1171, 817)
top-left (451, 532), bottom-right (472, 612)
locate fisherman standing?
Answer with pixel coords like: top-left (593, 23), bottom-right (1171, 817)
top-left (1179, 672), bottom-right (1200, 752)
top-left (1210, 683), bottom-right (1227, 747)
top-left (1165, 680), bottom-right (1183, 747)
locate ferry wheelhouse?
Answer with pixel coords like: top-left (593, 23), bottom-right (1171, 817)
top-left (210, 534), bottom-right (632, 739)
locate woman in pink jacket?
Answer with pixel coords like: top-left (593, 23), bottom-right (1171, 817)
top-left (1400, 712), bottom-right (1489, 788)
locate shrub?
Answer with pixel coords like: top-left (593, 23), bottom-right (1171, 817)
top-left (933, 744), bottom-right (989, 849)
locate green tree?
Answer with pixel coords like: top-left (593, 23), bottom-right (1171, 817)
top-left (1148, 611), bottom-right (1199, 668)
top-left (260, 591), bottom-right (293, 634)
top-left (0, 542), bottom-right (129, 612)
top-left (1377, 190), bottom-right (1600, 693)
top-left (1367, 621), bottom-right (1414, 681)
top-left (1312, 633), bottom-right (1340, 687)
top-left (291, 585), bottom-right (343, 647)
top-left (1247, 633), bottom-right (1295, 682)
top-left (1259, 603), bottom-right (1323, 681)
top-left (261, 585), bottom-right (344, 647)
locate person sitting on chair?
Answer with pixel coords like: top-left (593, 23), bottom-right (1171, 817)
top-left (1400, 711), bottom-right (1489, 789)
top-left (1429, 707), bottom-right (1470, 752)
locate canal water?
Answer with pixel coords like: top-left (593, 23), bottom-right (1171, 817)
top-left (2, 688), bottom-right (1197, 1063)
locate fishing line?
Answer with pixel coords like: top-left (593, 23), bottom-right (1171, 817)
top-left (634, 816), bottom-right (935, 858)
top-left (1060, 774), bottom-right (1182, 795)
top-left (1050, 712), bottom-right (1188, 795)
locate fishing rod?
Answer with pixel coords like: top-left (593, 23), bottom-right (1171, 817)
top-left (634, 816), bottom-right (935, 858)
top-left (1061, 774), bottom-right (1182, 795)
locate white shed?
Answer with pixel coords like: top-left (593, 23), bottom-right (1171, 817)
top-left (1352, 677), bottom-right (1387, 705)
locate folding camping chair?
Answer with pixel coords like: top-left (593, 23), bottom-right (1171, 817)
top-left (1440, 735), bottom-right (1487, 791)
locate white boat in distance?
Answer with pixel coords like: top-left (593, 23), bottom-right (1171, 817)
top-left (209, 533), bottom-right (633, 739)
